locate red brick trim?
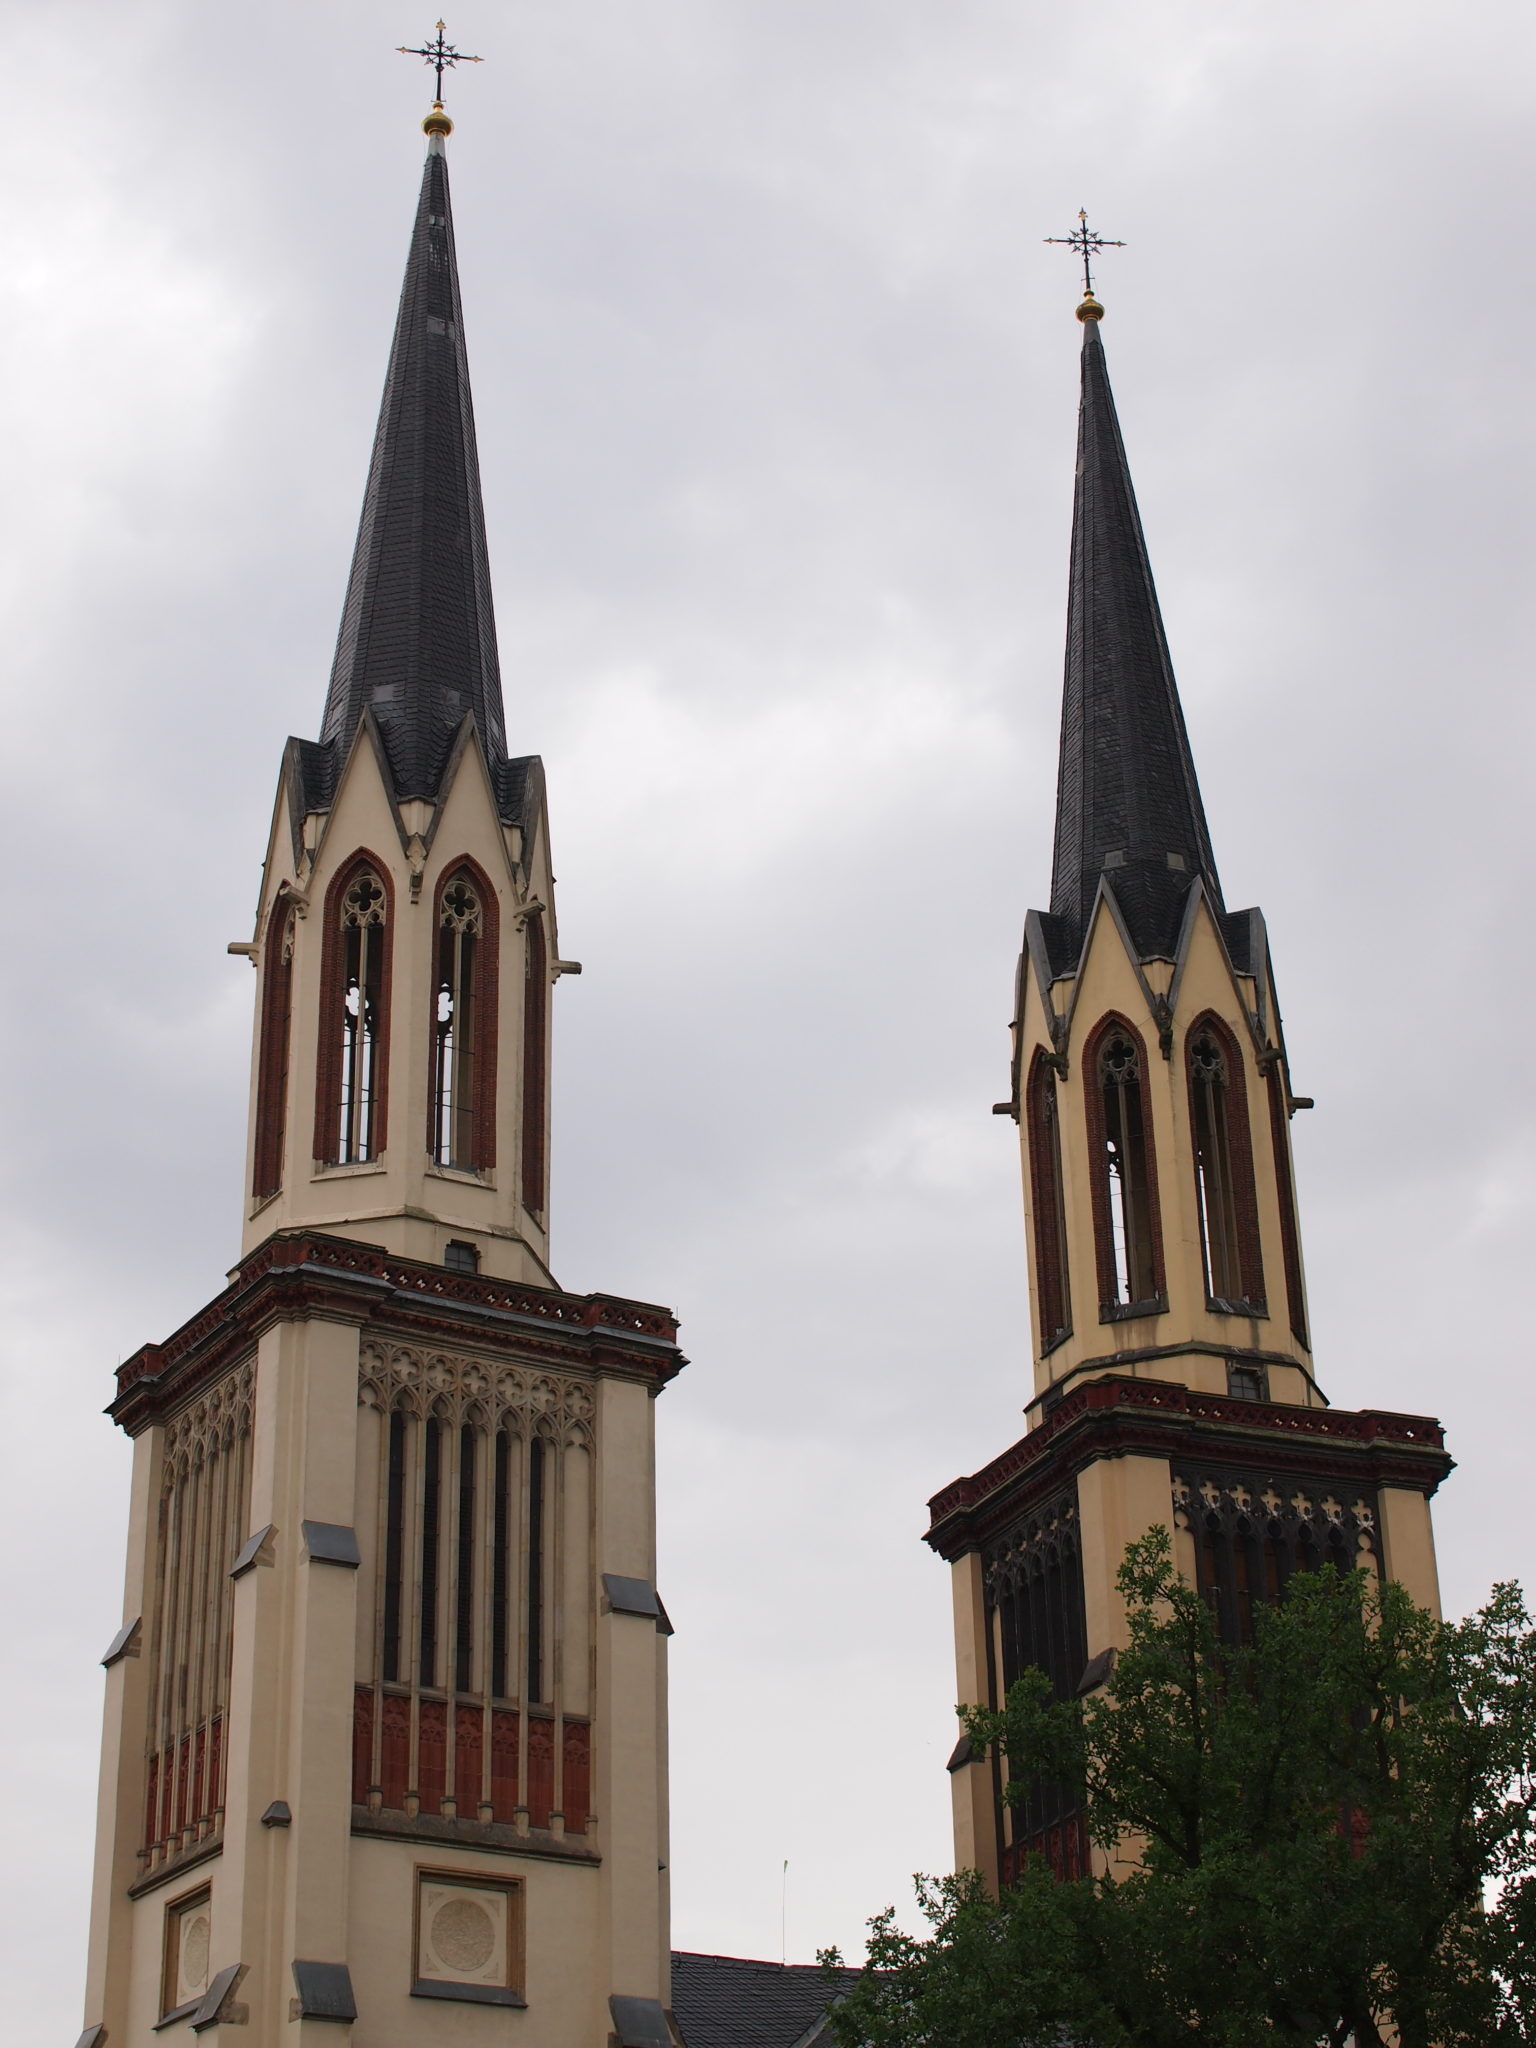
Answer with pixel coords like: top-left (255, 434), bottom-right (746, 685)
top-left (925, 1375), bottom-right (1452, 1560)
top-left (252, 893), bottom-right (296, 1199)
top-left (1025, 1049), bottom-right (1072, 1352)
top-left (1081, 1012), bottom-right (1166, 1313)
top-left (109, 1230), bottom-right (685, 1437)
top-left (429, 857), bottom-right (500, 1172)
top-left (1183, 1011), bottom-right (1266, 1311)
top-left (312, 851), bottom-right (395, 1166)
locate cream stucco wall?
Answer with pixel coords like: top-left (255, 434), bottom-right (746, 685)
top-left (240, 726), bottom-right (561, 1286)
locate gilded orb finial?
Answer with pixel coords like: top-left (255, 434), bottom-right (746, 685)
top-left (398, 21), bottom-right (483, 131)
top-left (1077, 291), bottom-right (1105, 323)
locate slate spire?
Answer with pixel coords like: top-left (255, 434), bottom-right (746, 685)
top-left (320, 123), bottom-right (507, 796)
top-left (1049, 310), bottom-right (1222, 958)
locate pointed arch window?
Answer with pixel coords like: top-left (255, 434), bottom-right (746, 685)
top-left (252, 897), bottom-right (296, 1199)
top-left (521, 913), bottom-right (548, 1218)
top-left (1264, 1059), bottom-right (1309, 1347)
top-left (431, 864), bottom-right (499, 1172)
top-left (314, 856), bottom-right (393, 1167)
top-left (1187, 1017), bottom-right (1266, 1313)
top-left (1025, 1050), bottom-right (1073, 1353)
top-left (1085, 1016), bottom-right (1165, 1318)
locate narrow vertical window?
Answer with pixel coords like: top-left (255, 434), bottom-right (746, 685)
top-left (339, 871), bottom-right (386, 1163)
top-left (491, 1430), bottom-right (511, 1700)
top-left (1025, 1052), bottom-right (1073, 1352)
top-left (1089, 1023), bottom-right (1162, 1312)
top-left (419, 1418), bottom-right (442, 1689)
top-left (433, 875), bottom-right (482, 1169)
top-left (252, 900), bottom-right (295, 1198)
top-left (455, 1425), bottom-right (477, 1695)
top-left (521, 914), bottom-right (548, 1216)
top-left (1190, 1032), bottom-right (1241, 1302)
top-left (383, 1411), bottom-right (407, 1684)
top-left (314, 856), bottom-right (393, 1168)
top-left (526, 1436), bottom-right (546, 1703)
top-left (1188, 1018), bottom-right (1266, 1312)
top-left (1265, 1061), bottom-right (1308, 1346)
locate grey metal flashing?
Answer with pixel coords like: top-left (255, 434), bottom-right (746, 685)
top-left (350, 1803), bottom-right (600, 1865)
top-left (261, 1800), bottom-right (292, 1828)
top-left (654, 1593), bottom-right (675, 1638)
top-left (946, 1733), bottom-right (979, 1772)
top-left (74, 2028), bottom-right (108, 2048)
top-left (603, 1573), bottom-right (660, 1619)
top-left (290, 1961), bottom-right (357, 2023)
top-left (610, 1995), bottom-right (674, 2048)
top-left (1077, 1647), bottom-right (1117, 1696)
top-left (101, 1617), bottom-right (141, 1667)
top-left (230, 1525), bottom-right (276, 1579)
top-left (302, 1521), bottom-right (361, 1568)
top-left (412, 1979), bottom-right (526, 2007)
top-left (127, 1838), bottom-right (223, 1901)
top-left (190, 1963), bottom-right (247, 2033)
top-left (1023, 1342), bottom-right (1329, 1422)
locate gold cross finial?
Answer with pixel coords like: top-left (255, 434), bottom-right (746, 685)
top-left (397, 20), bottom-right (483, 105)
top-left (1045, 209), bottom-right (1126, 320)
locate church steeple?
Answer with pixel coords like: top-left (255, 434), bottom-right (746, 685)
top-left (1050, 310), bottom-right (1222, 959)
top-left (320, 116), bottom-right (508, 797)
top-left (80, 79), bottom-right (685, 2048)
top-left (930, 280), bottom-right (1451, 1900)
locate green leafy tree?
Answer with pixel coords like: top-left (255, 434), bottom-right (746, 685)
top-left (823, 1532), bottom-right (1536, 2047)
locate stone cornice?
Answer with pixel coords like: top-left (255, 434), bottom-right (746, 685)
top-left (110, 1230), bottom-right (685, 1437)
top-left (926, 1377), bottom-right (1452, 1561)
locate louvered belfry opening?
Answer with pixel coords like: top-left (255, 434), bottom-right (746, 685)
top-left (142, 1365), bottom-right (254, 1870)
top-left (986, 1491), bottom-right (1091, 1884)
top-left (353, 1341), bottom-right (594, 1835)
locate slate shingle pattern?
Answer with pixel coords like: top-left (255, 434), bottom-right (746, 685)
top-left (1049, 319), bottom-right (1223, 960)
top-left (319, 139), bottom-right (507, 800)
top-left (669, 1951), bottom-right (860, 2048)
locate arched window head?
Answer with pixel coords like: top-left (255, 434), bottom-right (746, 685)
top-left (338, 871), bottom-right (387, 1164)
top-left (1187, 1018), bottom-right (1266, 1313)
top-left (252, 898), bottom-right (296, 1199)
top-left (433, 876), bottom-right (482, 1169)
top-left (428, 862), bottom-right (499, 1174)
top-left (1025, 1052), bottom-right (1072, 1353)
top-left (314, 858), bottom-right (393, 1170)
top-left (521, 913), bottom-right (548, 1217)
top-left (1088, 1021), bottom-right (1163, 1315)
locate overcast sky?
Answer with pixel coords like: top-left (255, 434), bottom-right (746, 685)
top-left (3, 0), bottom-right (1534, 2034)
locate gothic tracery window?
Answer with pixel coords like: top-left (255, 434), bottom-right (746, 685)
top-left (433, 874), bottom-right (482, 1169)
top-left (1026, 1051), bottom-right (1073, 1352)
top-left (314, 856), bottom-right (392, 1168)
top-left (1187, 1017), bottom-right (1265, 1313)
top-left (337, 870), bottom-right (387, 1163)
top-left (521, 913), bottom-right (548, 1216)
top-left (252, 898), bottom-right (296, 1199)
top-left (1089, 1021), bottom-right (1162, 1313)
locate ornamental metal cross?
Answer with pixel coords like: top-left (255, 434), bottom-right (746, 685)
top-left (397, 20), bottom-right (483, 100)
top-left (1044, 210), bottom-right (1126, 297)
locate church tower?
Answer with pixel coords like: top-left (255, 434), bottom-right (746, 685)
top-left (928, 283), bottom-right (1454, 1888)
top-left (78, 95), bottom-right (684, 2048)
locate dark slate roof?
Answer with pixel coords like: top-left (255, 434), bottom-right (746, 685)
top-left (318, 132), bottom-right (508, 800)
top-left (1048, 317), bottom-right (1222, 960)
top-left (670, 1952), bottom-right (860, 2048)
